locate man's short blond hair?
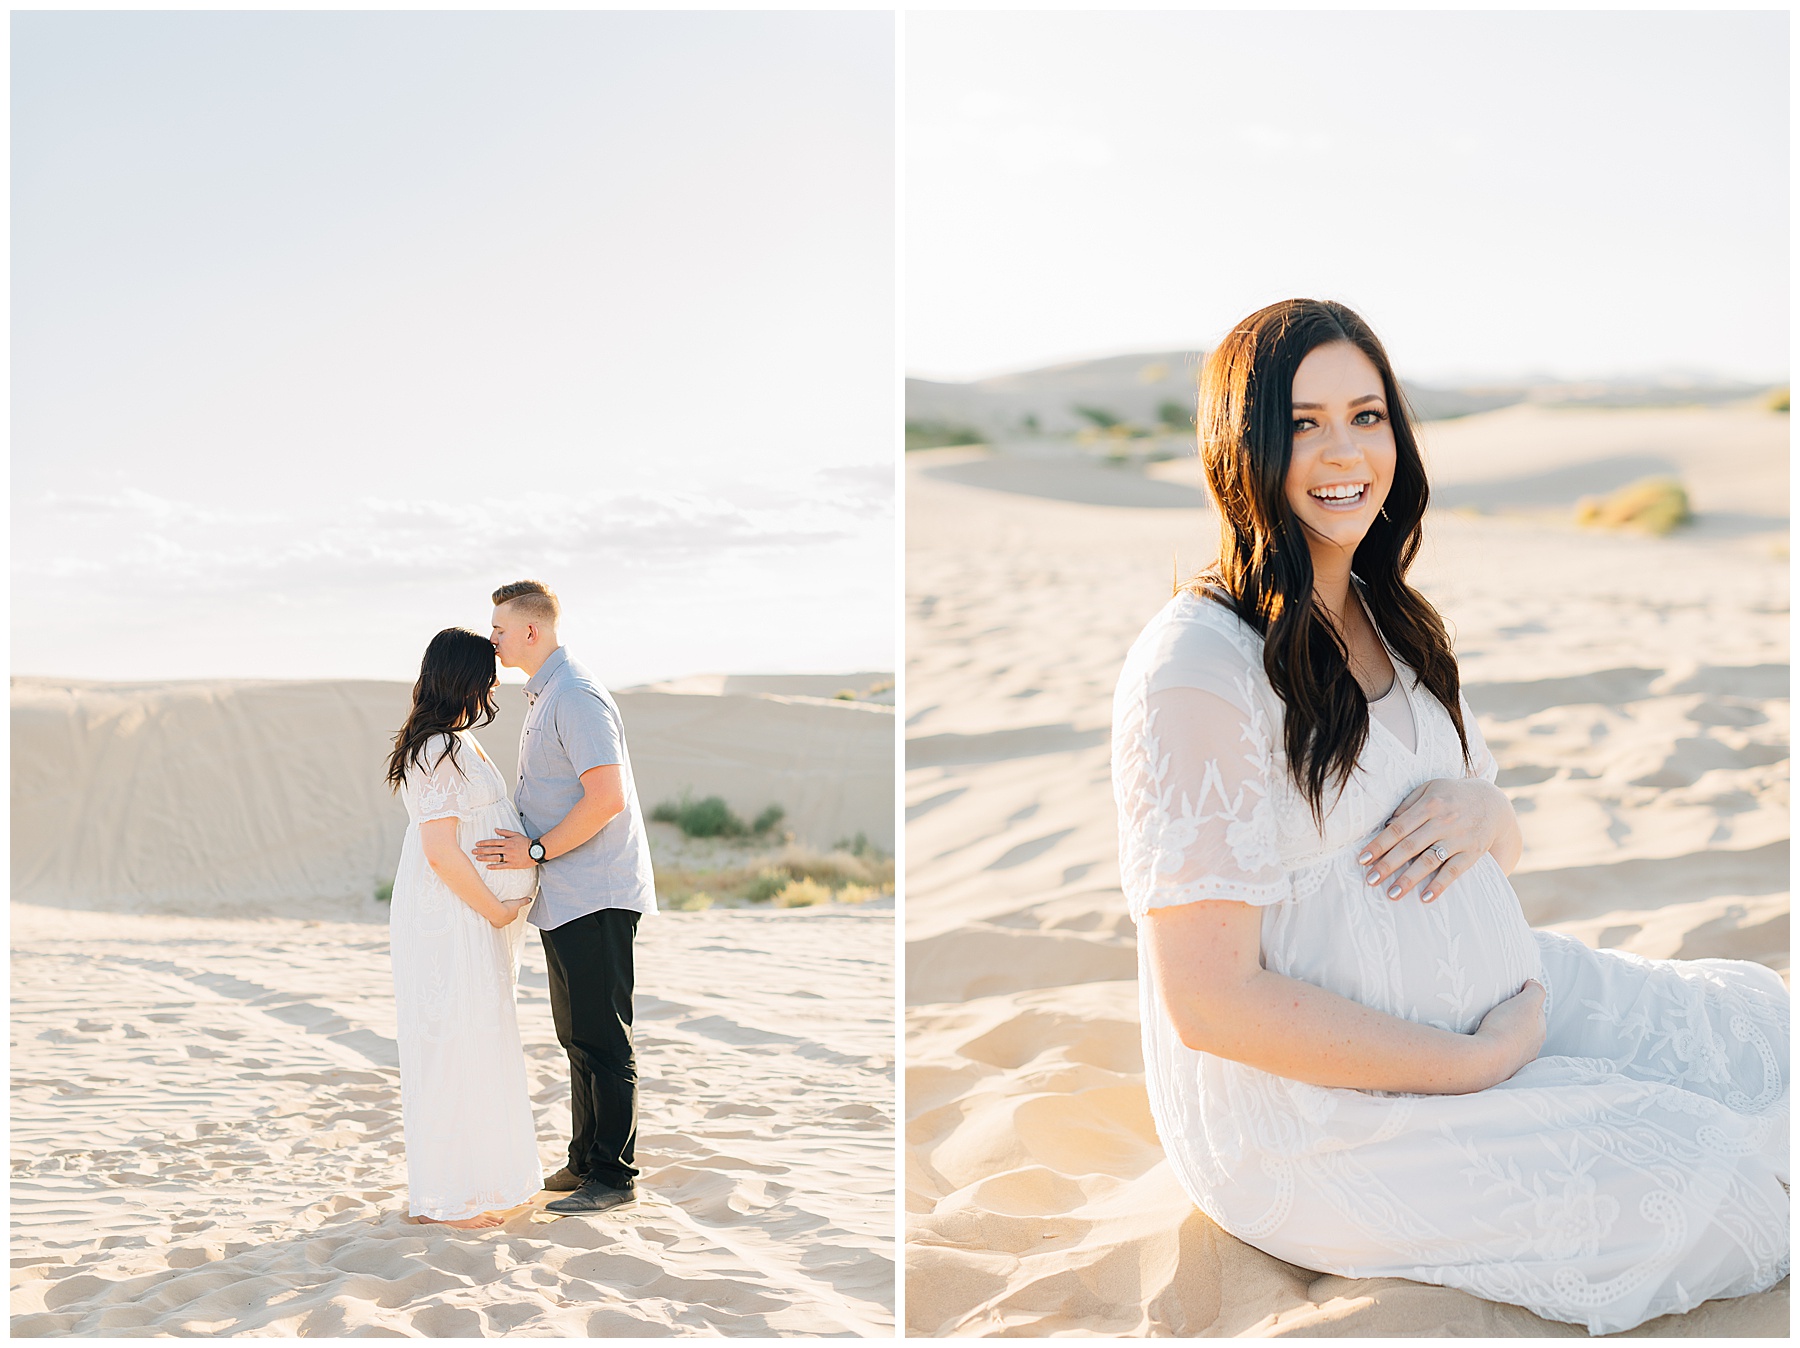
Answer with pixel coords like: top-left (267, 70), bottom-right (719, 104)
top-left (492, 579), bottom-right (560, 626)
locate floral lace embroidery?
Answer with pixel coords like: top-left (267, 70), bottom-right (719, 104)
top-left (1116, 593), bottom-right (1790, 1334)
top-left (1117, 689), bottom-right (1290, 915)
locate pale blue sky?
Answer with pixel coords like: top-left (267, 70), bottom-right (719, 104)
top-left (908, 10), bottom-right (1787, 384)
top-left (15, 11), bottom-right (894, 682)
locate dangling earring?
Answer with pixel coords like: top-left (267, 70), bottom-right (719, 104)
top-left (1379, 505), bottom-right (1392, 522)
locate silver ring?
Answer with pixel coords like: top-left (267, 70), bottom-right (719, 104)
top-left (1430, 843), bottom-right (1449, 863)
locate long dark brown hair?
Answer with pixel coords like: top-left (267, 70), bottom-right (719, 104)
top-left (1193, 298), bottom-right (1467, 818)
top-left (385, 628), bottom-right (500, 791)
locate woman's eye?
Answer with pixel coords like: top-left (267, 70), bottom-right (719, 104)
top-left (1292, 417), bottom-right (1317, 433)
top-left (1353, 409), bottom-right (1387, 426)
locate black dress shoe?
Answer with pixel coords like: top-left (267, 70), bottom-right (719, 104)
top-left (544, 1178), bottom-right (636, 1215)
top-left (543, 1166), bottom-right (585, 1192)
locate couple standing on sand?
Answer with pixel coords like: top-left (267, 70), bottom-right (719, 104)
top-left (381, 579), bottom-right (658, 1227)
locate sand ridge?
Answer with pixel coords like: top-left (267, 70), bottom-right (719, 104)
top-left (12, 902), bottom-right (894, 1337)
top-left (11, 672), bottom-right (894, 918)
top-left (903, 409), bottom-right (1788, 1336)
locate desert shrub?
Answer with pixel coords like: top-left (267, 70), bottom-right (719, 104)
top-left (774, 878), bottom-right (831, 908)
top-left (652, 792), bottom-right (784, 839)
top-left (652, 792), bottom-right (748, 838)
top-left (1575, 477), bottom-right (1691, 536)
top-left (836, 883), bottom-right (878, 905)
top-left (666, 891), bottom-right (714, 912)
top-left (835, 689), bottom-right (857, 700)
top-left (787, 850), bottom-right (869, 888)
top-left (743, 867), bottom-right (794, 903)
top-left (1768, 387), bottom-right (1789, 413)
top-left (679, 795), bottom-right (745, 837)
top-left (375, 881), bottom-right (393, 904)
top-left (906, 420), bottom-right (984, 451)
top-left (652, 842), bottom-right (889, 910)
top-left (1156, 399), bottom-right (1193, 430)
top-left (835, 832), bottom-right (872, 857)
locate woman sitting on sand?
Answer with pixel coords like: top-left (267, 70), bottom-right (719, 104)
top-left (384, 628), bottom-right (541, 1228)
top-left (1111, 299), bottom-right (1788, 1334)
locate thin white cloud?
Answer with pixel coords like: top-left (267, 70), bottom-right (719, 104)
top-left (21, 467), bottom-right (894, 598)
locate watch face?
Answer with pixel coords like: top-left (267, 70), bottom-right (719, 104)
top-left (529, 842), bottom-right (546, 861)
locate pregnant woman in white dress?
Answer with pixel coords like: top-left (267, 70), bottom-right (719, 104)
top-left (1112, 300), bottom-right (1788, 1333)
top-left (385, 628), bottom-right (543, 1228)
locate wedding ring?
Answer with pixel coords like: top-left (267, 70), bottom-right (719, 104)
top-left (1430, 843), bottom-right (1449, 863)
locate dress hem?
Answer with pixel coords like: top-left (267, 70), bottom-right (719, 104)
top-left (409, 1181), bottom-right (542, 1223)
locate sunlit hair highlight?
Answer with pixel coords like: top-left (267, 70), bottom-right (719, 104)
top-left (385, 628), bottom-right (500, 791)
top-left (491, 579), bottom-right (560, 626)
top-left (1192, 298), bottom-right (1468, 818)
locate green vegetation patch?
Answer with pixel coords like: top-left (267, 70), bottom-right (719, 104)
top-left (650, 792), bottom-right (784, 840)
top-left (1575, 477), bottom-right (1691, 536)
top-left (906, 420), bottom-right (985, 451)
top-left (1156, 399), bottom-right (1193, 432)
top-left (654, 842), bottom-right (894, 911)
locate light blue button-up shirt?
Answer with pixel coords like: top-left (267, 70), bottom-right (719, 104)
top-left (516, 647), bottom-right (657, 929)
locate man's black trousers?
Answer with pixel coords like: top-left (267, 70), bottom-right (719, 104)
top-left (541, 908), bottom-right (639, 1189)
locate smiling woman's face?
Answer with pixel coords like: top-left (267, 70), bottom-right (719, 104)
top-left (1283, 341), bottom-right (1397, 566)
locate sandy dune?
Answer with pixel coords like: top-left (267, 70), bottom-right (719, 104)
top-left (904, 406), bottom-right (1788, 1336)
top-left (10, 664), bottom-right (896, 1335)
top-left (11, 672), bottom-right (893, 917)
top-left (646, 673), bottom-right (895, 705)
top-left (621, 690), bottom-right (894, 852)
top-left (12, 900), bottom-right (894, 1337)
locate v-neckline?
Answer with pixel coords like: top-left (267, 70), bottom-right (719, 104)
top-left (1350, 584), bottom-right (1420, 756)
top-left (1187, 582), bottom-right (1421, 754)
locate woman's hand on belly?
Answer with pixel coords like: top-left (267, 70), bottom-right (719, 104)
top-left (1148, 900), bottom-right (1545, 1095)
top-left (1359, 777), bottom-right (1523, 903)
top-left (1471, 978), bottom-right (1548, 1083)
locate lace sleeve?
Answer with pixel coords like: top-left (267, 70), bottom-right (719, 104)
top-left (1458, 693), bottom-right (1499, 784)
top-left (405, 734), bottom-right (474, 823)
top-left (1114, 677), bottom-right (1292, 921)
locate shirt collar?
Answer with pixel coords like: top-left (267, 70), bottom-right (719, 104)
top-left (523, 646), bottom-right (569, 704)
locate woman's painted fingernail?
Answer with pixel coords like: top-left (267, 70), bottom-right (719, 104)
top-left (1357, 852), bottom-right (1372, 864)
top-left (1366, 870), bottom-right (1380, 886)
top-left (1387, 885), bottom-right (1402, 898)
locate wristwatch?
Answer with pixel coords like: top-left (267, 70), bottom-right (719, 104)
top-left (528, 838), bottom-right (547, 863)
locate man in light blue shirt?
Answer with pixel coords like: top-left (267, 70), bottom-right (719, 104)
top-left (474, 579), bottom-right (656, 1215)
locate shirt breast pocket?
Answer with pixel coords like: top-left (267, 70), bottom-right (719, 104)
top-left (522, 719), bottom-right (559, 776)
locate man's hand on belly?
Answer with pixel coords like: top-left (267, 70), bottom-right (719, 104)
top-left (474, 829), bottom-right (537, 870)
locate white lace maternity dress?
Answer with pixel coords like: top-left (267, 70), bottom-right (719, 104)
top-left (1113, 590), bottom-right (1789, 1334)
top-left (391, 731), bottom-right (542, 1220)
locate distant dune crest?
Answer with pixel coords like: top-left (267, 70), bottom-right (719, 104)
top-left (906, 350), bottom-right (1782, 445)
top-left (12, 673), bottom-right (894, 917)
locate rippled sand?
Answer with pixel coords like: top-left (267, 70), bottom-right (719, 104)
top-left (12, 903), bottom-right (894, 1337)
top-left (905, 411), bottom-right (1787, 1336)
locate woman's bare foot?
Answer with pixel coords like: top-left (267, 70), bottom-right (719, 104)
top-left (415, 1212), bottom-right (503, 1229)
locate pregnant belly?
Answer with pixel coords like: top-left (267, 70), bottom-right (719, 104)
top-left (457, 805), bottom-right (538, 904)
top-left (1260, 852), bottom-right (1543, 1034)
